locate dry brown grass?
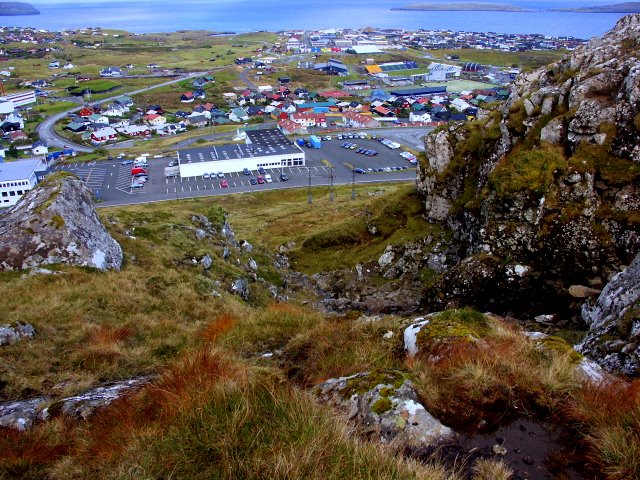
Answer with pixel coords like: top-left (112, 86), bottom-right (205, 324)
top-left (471, 458), bottom-right (513, 480)
top-left (566, 380), bottom-right (640, 479)
top-left (411, 315), bottom-right (581, 432)
top-left (1, 347), bottom-right (452, 480)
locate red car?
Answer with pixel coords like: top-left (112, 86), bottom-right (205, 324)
top-left (257, 175), bottom-right (265, 184)
top-left (220, 179), bottom-right (229, 188)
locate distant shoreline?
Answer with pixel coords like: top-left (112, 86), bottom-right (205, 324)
top-left (0, 1), bottom-right (39, 16)
top-left (393, 1), bottom-right (640, 13)
top-left (392, 3), bottom-right (528, 12)
top-left (551, 2), bottom-right (640, 13)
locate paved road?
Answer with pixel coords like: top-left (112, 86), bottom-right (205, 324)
top-left (36, 71), bottom-right (213, 153)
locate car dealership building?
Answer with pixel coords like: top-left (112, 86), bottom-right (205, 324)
top-left (177, 128), bottom-right (305, 178)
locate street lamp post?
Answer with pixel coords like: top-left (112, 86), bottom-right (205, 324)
top-left (329, 165), bottom-right (334, 202)
top-left (307, 167), bottom-right (312, 205)
top-left (351, 168), bottom-right (355, 200)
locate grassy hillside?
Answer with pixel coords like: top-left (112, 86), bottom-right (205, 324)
top-left (1, 183), bottom-right (639, 479)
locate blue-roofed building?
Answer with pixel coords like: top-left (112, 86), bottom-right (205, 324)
top-left (389, 86), bottom-right (448, 97)
top-left (296, 101), bottom-right (337, 110)
top-left (367, 89), bottom-right (392, 102)
top-left (0, 158), bottom-right (46, 207)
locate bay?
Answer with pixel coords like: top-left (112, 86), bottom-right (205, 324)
top-left (0, 0), bottom-right (630, 38)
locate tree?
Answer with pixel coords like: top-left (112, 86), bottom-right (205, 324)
top-left (7, 144), bottom-right (19, 158)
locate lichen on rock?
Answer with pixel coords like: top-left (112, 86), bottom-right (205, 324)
top-left (0, 173), bottom-right (122, 271)
top-left (314, 370), bottom-right (455, 448)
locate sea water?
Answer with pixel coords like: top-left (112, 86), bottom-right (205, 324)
top-left (1, 0), bottom-right (630, 38)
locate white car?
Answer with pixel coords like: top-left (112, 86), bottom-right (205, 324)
top-left (264, 174), bottom-right (272, 183)
top-left (117, 153), bottom-right (126, 159)
top-left (203, 173), bottom-right (210, 179)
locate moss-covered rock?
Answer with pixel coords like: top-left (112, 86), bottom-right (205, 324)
top-left (314, 370), bottom-right (456, 448)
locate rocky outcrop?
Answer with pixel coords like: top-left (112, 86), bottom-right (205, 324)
top-left (0, 376), bottom-right (152, 431)
top-left (578, 253), bottom-right (640, 375)
top-left (308, 234), bottom-right (458, 315)
top-left (314, 370), bottom-right (455, 448)
top-left (0, 173), bottom-right (123, 271)
top-left (416, 15), bottom-right (640, 318)
top-left (0, 321), bottom-right (35, 346)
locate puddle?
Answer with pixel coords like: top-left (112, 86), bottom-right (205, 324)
top-left (407, 419), bottom-right (585, 479)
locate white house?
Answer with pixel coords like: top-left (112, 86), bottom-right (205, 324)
top-left (100, 66), bottom-right (123, 77)
top-left (117, 124), bottom-right (150, 137)
top-left (103, 105), bottom-right (127, 117)
top-left (0, 158), bottom-right (44, 207)
top-left (110, 119), bottom-right (130, 129)
top-left (32, 141), bottom-right (49, 156)
top-left (4, 113), bottom-right (24, 129)
top-left (451, 98), bottom-right (471, 112)
top-left (409, 111), bottom-right (432, 123)
top-left (228, 108), bottom-right (249, 123)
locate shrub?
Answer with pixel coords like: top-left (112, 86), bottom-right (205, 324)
top-left (489, 147), bottom-right (568, 197)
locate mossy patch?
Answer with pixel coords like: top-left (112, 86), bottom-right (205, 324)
top-left (416, 308), bottom-right (490, 354)
top-left (371, 397), bottom-right (393, 415)
top-left (342, 369), bottom-right (406, 398)
top-left (539, 336), bottom-right (583, 364)
top-left (50, 214), bottom-right (65, 229)
top-left (419, 308), bottom-right (489, 341)
top-left (489, 146), bottom-right (568, 197)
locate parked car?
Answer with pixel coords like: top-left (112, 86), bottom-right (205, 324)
top-left (243, 167), bottom-right (251, 175)
top-left (280, 173), bottom-right (289, 181)
top-left (258, 167), bottom-right (266, 175)
top-left (203, 173), bottom-right (210, 179)
top-left (121, 160), bottom-right (134, 165)
top-left (217, 171), bottom-right (224, 178)
top-left (220, 179), bottom-right (229, 188)
top-left (250, 177), bottom-right (258, 185)
top-left (168, 160), bottom-right (178, 167)
top-left (264, 174), bottom-right (272, 183)
top-left (353, 168), bottom-right (366, 174)
top-left (257, 175), bottom-right (265, 184)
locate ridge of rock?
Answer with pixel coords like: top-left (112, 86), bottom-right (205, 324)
top-left (415, 14), bottom-right (640, 319)
top-left (0, 172), bottom-right (123, 271)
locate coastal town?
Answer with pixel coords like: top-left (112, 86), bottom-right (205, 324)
top-left (0, 24), bottom-right (580, 205)
top-left (1, 9), bottom-right (640, 480)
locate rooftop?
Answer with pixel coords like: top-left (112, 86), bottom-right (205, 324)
top-left (0, 158), bottom-right (44, 181)
top-left (178, 128), bottom-right (302, 164)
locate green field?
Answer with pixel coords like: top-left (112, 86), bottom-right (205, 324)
top-left (426, 48), bottom-right (567, 70)
top-left (422, 79), bottom-right (500, 92)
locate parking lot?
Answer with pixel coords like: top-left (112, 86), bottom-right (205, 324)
top-left (53, 134), bottom-right (419, 206)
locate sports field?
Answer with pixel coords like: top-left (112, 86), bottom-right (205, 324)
top-left (420, 79), bottom-right (499, 92)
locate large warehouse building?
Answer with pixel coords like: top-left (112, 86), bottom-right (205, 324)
top-left (177, 128), bottom-right (305, 178)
